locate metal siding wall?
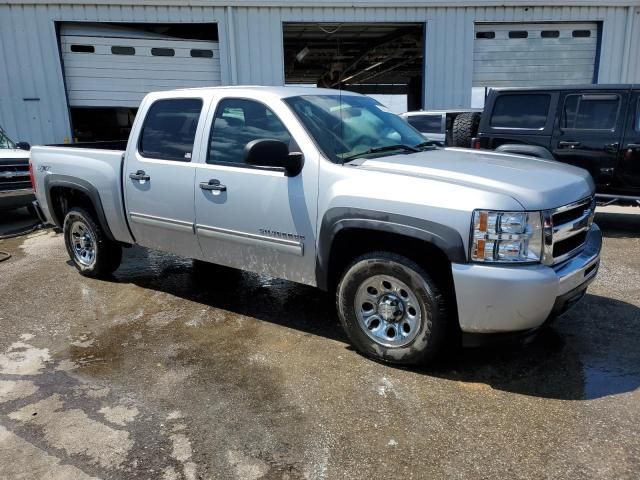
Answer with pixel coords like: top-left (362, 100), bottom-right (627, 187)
top-left (0, 3), bottom-right (635, 144)
top-left (230, 5), bottom-right (630, 109)
top-left (0, 5), bottom-right (70, 145)
top-left (628, 8), bottom-right (640, 82)
top-left (0, 4), bottom-right (228, 144)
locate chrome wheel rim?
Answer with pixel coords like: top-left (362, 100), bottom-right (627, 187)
top-left (70, 221), bottom-right (96, 266)
top-left (354, 274), bottom-right (423, 348)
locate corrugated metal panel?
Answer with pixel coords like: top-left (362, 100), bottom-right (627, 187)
top-left (231, 5), bottom-right (635, 110)
top-left (473, 22), bottom-right (598, 87)
top-left (0, 4), bottom-right (227, 144)
top-left (60, 26), bottom-right (221, 107)
top-left (0, 3), bottom-right (638, 145)
top-left (624, 7), bottom-right (640, 82)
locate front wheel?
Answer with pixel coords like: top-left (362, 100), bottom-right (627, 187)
top-left (336, 252), bottom-right (449, 365)
top-left (63, 207), bottom-right (122, 278)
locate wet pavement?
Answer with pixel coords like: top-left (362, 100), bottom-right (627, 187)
top-left (0, 207), bottom-right (639, 479)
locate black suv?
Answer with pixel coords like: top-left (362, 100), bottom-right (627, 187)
top-left (473, 85), bottom-right (640, 202)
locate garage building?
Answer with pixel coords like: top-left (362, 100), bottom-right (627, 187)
top-left (1, 0), bottom-right (639, 145)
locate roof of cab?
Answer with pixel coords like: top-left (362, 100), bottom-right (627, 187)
top-left (170, 85), bottom-right (362, 99)
top-left (490, 84), bottom-right (639, 93)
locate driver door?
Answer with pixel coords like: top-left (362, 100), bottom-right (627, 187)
top-left (194, 97), bottom-right (317, 285)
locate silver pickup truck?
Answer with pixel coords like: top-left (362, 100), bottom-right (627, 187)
top-left (30, 86), bottom-right (602, 365)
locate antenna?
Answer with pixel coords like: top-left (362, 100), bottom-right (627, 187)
top-left (337, 31), bottom-right (345, 163)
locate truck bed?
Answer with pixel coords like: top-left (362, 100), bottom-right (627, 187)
top-left (30, 145), bottom-right (134, 244)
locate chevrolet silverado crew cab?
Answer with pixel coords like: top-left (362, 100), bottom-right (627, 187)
top-left (473, 85), bottom-right (640, 204)
top-left (30, 86), bottom-right (602, 365)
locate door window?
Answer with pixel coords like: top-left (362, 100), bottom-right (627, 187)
top-left (635, 97), bottom-right (640, 132)
top-left (561, 94), bottom-right (620, 130)
top-left (207, 98), bottom-right (292, 165)
top-left (490, 94), bottom-right (550, 129)
top-left (406, 115), bottom-right (442, 134)
top-left (138, 98), bottom-right (203, 161)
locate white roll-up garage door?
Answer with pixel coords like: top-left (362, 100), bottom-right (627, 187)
top-left (473, 23), bottom-right (599, 88)
top-left (60, 24), bottom-right (221, 107)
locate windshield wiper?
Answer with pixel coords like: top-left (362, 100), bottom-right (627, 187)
top-left (414, 141), bottom-right (442, 149)
top-left (342, 144), bottom-right (420, 162)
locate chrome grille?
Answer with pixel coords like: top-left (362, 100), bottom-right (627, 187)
top-left (543, 196), bottom-right (596, 265)
top-left (0, 160), bottom-right (30, 191)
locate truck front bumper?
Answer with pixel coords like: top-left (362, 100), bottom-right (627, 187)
top-left (0, 188), bottom-right (35, 210)
top-left (451, 224), bottom-right (602, 334)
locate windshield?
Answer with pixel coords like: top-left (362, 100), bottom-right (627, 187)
top-left (0, 127), bottom-right (16, 149)
top-left (283, 94), bottom-right (426, 163)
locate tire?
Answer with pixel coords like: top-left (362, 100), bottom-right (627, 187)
top-left (336, 252), bottom-right (449, 366)
top-left (63, 207), bottom-right (122, 278)
top-left (452, 112), bottom-right (481, 148)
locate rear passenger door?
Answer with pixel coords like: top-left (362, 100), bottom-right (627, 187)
top-left (124, 96), bottom-right (206, 257)
top-left (617, 91), bottom-right (640, 192)
top-left (552, 91), bottom-right (628, 186)
top-left (479, 92), bottom-right (557, 150)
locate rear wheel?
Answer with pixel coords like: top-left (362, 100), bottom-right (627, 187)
top-left (336, 252), bottom-right (448, 365)
top-left (63, 207), bottom-right (122, 278)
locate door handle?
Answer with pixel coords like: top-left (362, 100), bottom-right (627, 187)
top-left (199, 179), bottom-right (227, 192)
top-left (129, 170), bottom-right (150, 181)
top-left (604, 142), bottom-right (619, 153)
top-left (558, 141), bottom-right (581, 148)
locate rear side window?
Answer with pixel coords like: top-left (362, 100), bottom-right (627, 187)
top-left (490, 94), bottom-right (550, 129)
top-left (139, 98), bottom-right (203, 161)
top-left (406, 115), bottom-right (442, 134)
top-left (562, 94), bottom-right (620, 130)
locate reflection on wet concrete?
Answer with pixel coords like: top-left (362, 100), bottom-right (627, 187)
top-left (595, 208), bottom-right (640, 238)
top-left (114, 247), bottom-right (345, 342)
top-left (1, 207), bottom-right (639, 478)
top-left (105, 245), bottom-right (640, 403)
top-left (430, 294), bottom-right (640, 400)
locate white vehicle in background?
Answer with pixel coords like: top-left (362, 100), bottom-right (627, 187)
top-left (0, 125), bottom-right (34, 213)
top-left (400, 109), bottom-right (482, 146)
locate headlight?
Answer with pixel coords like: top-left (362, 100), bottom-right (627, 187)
top-left (471, 210), bottom-right (543, 263)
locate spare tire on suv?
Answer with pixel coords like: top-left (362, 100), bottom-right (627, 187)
top-left (452, 112), bottom-right (481, 148)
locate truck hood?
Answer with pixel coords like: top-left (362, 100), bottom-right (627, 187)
top-left (0, 148), bottom-right (30, 160)
top-left (356, 147), bottom-right (594, 210)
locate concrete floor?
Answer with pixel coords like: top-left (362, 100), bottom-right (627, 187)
top-left (0, 206), bottom-right (639, 479)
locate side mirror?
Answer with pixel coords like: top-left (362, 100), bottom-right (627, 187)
top-left (15, 142), bottom-right (31, 151)
top-left (244, 139), bottom-right (304, 177)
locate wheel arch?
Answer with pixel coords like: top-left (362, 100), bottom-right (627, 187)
top-left (44, 174), bottom-right (115, 241)
top-left (316, 208), bottom-right (466, 293)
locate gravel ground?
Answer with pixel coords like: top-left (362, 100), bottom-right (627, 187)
top-left (0, 206), bottom-right (638, 479)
